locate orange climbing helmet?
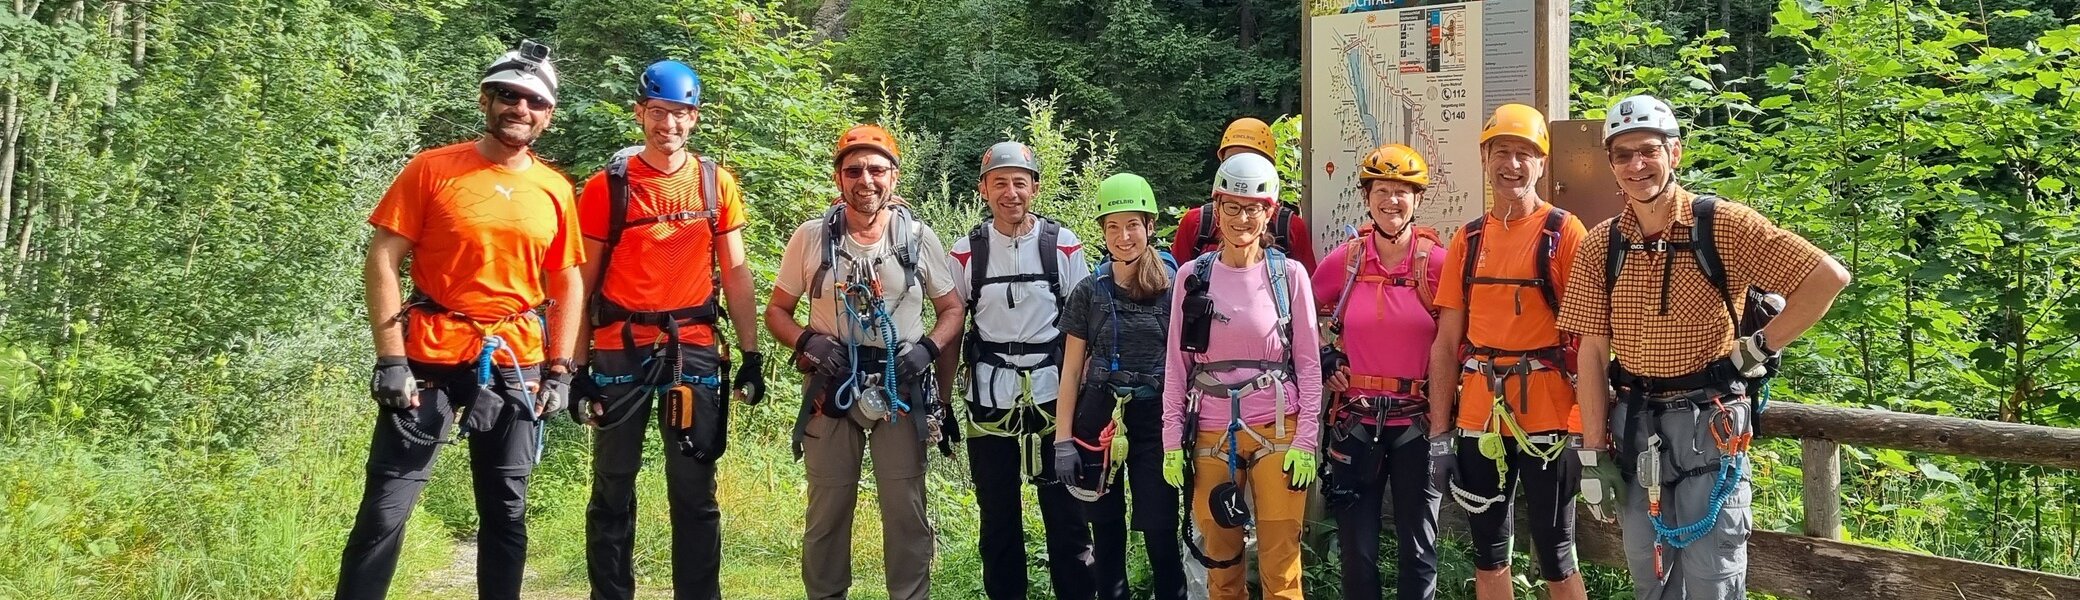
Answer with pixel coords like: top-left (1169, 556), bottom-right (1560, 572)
top-left (1218, 117), bottom-right (1277, 159)
top-left (834, 124), bottom-right (901, 168)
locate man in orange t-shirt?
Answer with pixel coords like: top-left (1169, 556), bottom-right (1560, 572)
top-left (1425, 104), bottom-right (1591, 600)
top-left (339, 40), bottom-right (584, 600)
top-left (572, 60), bottom-right (763, 600)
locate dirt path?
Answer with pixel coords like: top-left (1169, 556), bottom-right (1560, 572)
top-left (412, 538), bottom-right (618, 600)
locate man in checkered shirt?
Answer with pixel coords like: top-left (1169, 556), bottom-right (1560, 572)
top-left (1558, 94), bottom-right (1852, 600)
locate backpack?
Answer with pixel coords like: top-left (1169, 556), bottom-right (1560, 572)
top-left (963, 216), bottom-right (1068, 315)
top-left (1194, 200), bottom-right (1302, 256)
top-left (1603, 195), bottom-right (1783, 368)
top-left (1330, 226), bottom-right (1442, 324)
top-left (806, 203), bottom-right (925, 301)
top-left (1460, 207), bottom-right (1570, 314)
top-left (590, 146), bottom-right (726, 331)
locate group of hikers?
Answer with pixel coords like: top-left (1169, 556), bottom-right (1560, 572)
top-left (339, 41), bottom-right (1852, 600)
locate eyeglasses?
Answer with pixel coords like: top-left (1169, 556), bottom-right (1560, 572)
top-left (1608, 143), bottom-right (1670, 165)
top-left (841, 165), bottom-right (894, 179)
top-left (643, 106), bottom-right (696, 123)
top-left (491, 86), bottom-right (552, 109)
top-left (1216, 201), bottom-right (1270, 217)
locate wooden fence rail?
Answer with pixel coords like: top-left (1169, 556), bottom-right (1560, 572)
top-left (1368, 401), bottom-right (2080, 599)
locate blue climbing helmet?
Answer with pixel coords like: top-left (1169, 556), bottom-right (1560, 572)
top-left (639, 60), bottom-right (701, 106)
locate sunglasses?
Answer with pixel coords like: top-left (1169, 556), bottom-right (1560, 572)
top-left (491, 86), bottom-right (553, 109)
top-left (841, 165), bottom-right (894, 179)
top-left (1608, 143), bottom-right (1670, 165)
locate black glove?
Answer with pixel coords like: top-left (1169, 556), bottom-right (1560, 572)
top-left (794, 331), bottom-right (849, 377)
top-left (733, 351), bottom-right (768, 405)
top-left (370, 356), bottom-right (416, 409)
top-left (895, 338), bottom-right (939, 379)
top-left (1427, 436), bottom-right (1457, 493)
top-left (1321, 346), bottom-right (1349, 384)
top-left (537, 367), bottom-right (573, 417)
top-left (1053, 439), bottom-right (1081, 485)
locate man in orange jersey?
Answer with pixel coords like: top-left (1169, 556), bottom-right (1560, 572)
top-left (1426, 104), bottom-right (1591, 600)
top-left (339, 39), bottom-right (583, 600)
top-left (572, 59), bottom-right (764, 600)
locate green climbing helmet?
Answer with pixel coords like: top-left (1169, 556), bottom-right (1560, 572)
top-left (1094, 173), bottom-right (1158, 222)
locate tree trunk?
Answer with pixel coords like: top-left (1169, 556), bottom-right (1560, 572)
top-left (810, 0), bottom-right (851, 42)
top-left (1238, 0), bottom-right (1259, 112)
top-left (1, 82), bottom-right (18, 243)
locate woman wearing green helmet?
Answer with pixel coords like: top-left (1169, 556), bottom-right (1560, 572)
top-left (1052, 173), bottom-right (1186, 599)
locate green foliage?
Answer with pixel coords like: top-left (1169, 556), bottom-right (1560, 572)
top-left (834, 0), bottom-right (1300, 210)
top-left (1575, 0), bottom-right (2080, 575)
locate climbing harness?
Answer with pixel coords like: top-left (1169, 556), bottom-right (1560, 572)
top-left (576, 147), bottom-right (735, 462)
top-left (789, 204), bottom-right (944, 460)
top-left (388, 294), bottom-right (548, 464)
top-left (1063, 258), bottom-right (1172, 501)
top-left (1443, 344), bottom-right (1571, 513)
top-left (1175, 249), bottom-right (1296, 569)
top-left (959, 216), bottom-right (1071, 482)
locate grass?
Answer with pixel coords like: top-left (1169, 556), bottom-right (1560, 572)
top-left (0, 366), bottom-right (1634, 600)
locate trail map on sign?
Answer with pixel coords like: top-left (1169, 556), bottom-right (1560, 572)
top-left (1307, 1), bottom-right (1484, 250)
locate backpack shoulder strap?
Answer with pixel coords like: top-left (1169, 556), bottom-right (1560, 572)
top-left (698, 155), bottom-right (725, 297)
top-left (1038, 218), bottom-right (1064, 314)
top-left (1536, 207), bottom-right (1570, 311)
top-left (1194, 201), bottom-right (1220, 251)
top-left (1603, 217), bottom-right (1627, 295)
top-left (1459, 214), bottom-right (1487, 304)
top-left (964, 222), bottom-right (992, 310)
top-left (1690, 195), bottom-right (1738, 324)
top-left (891, 206), bottom-right (922, 297)
top-left (1414, 228), bottom-right (1442, 311)
top-left (1330, 233), bottom-right (1366, 321)
top-left (592, 147), bottom-right (645, 313)
top-left (810, 204), bottom-right (847, 299)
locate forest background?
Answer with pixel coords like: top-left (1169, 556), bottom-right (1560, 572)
top-left (1, 0), bottom-right (2078, 597)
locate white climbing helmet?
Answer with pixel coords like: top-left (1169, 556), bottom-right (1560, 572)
top-left (1211, 152), bottom-right (1280, 202)
top-left (480, 40), bottom-right (560, 107)
top-left (1601, 94), bottom-right (1680, 146)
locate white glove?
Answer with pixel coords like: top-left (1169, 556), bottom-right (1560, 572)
top-left (1730, 332), bottom-right (1775, 378)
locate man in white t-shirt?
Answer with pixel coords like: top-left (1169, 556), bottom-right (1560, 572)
top-left (764, 124), bottom-right (963, 600)
top-left (938, 141), bottom-right (1096, 599)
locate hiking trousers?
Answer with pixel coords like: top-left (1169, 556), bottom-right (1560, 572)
top-left (1190, 416), bottom-right (1306, 600)
top-left (336, 363), bottom-right (543, 600)
top-left (1082, 393), bottom-right (1186, 600)
top-left (584, 344), bottom-right (725, 600)
top-left (801, 410), bottom-right (933, 600)
top-left (968, 416), bottom-right (1096, 600)
top-left (1330, 421), bottom-right (1440, 600)
top-left (1614, 394), bottom-right (1753, 600)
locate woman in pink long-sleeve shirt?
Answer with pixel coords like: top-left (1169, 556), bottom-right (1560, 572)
top-left (1159, 153), bottom-right (1322, 600)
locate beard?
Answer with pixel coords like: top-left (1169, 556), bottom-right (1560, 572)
top-left (485, 118), bottom-right (542, 149)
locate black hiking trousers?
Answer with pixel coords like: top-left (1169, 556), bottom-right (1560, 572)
top-left (336, 362), bottom-right (543, 600)
top-left (584, 344), bottom-right (725, 600)
top-left (968, 414), bottom-right (1096, 600)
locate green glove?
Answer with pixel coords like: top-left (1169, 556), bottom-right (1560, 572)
top-left (1163, 449), bottom-right (1187, 488)
top-left (1283, 448), bottom-right (1318, 490)
top-left (1578, 447), bottom-right (1625, 523)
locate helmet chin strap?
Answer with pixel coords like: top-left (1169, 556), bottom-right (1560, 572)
top-left (1634, 169), bottom-right (1675, 205)
top-left (1371, 218), bottom-right (1414, 244)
